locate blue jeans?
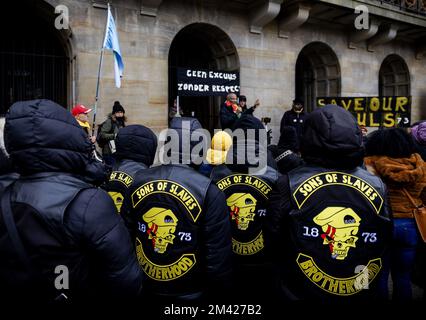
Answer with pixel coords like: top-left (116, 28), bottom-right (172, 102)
top-left (389, 218), bottom-right (419, 300)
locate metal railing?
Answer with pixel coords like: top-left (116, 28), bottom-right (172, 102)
top-left (378, 0), bottom-right (426, 16)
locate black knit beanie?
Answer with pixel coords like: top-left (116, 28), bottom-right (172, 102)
top-left (112, 101), bottom-right (125, 114)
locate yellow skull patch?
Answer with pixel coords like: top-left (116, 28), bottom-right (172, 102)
top-left (108, 191), bottom-right (124, 214)
top-left (143, 207), bottom-right (178, 254)
top-left (313, 207), bottom-right (361, 260)
top-left (226, 193), bottom-right (257, 230)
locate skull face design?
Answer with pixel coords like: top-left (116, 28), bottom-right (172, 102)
top-left (108, 191), bottom-right (124, 213)
top-left (143, 207), bottom-right (178, 254)
top-left (226, 193), bottom-right (257, 230)
top-left (313, 207), bottom-right (361, 260)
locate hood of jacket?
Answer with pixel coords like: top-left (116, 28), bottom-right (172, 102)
top-left (114, 124), bottom-right (158, 166)
top-left (226, 138), bottom-right (276, 173)
top-left (301, 104), bottom-right (364, 169)
top-left (232, 114), bottom-right (267, 144)
top-left (4, 99), bottom-right (91, 175)
top-left (365, 153), bottom-right (426, 184)
top-left (232, 114), bottom-right (265, 131)
top-left (168, 117), bottom-right (204, 165)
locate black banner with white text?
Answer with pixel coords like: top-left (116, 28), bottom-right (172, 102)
top-left (177, 68), bottom-right (240, 96)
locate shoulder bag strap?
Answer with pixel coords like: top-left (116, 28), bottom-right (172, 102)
top-left (1, 187), bottom-right (74, 301)
top-left (1, 186), bottom-right (34, 272)
top-left (402, 187), bottom-right (422, 208)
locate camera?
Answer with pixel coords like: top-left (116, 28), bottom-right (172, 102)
top-left (261, 117), bottom-right (272, 145)
top-left (261, 117), bottom-right (271, 124)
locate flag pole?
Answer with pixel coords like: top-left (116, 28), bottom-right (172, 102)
top-left (92, 49), bottom-right (105, 137)
top-left (176, 96), bottom-right (181, 117)
top-left (91, 3), bottom-right (109, 137)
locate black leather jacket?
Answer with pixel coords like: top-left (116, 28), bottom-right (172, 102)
top-left (123, 164), bottom-right (232, 300)
top-left (0, 99), bottom-right (143, 302)
top-left (265, 164), bottom-right (392, 300)
top-left (104, 159), bottom-right (148, 214)
top-left (210, 164), bottom-right (279, 266)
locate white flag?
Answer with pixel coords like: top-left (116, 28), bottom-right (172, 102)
top-left (103, 5), bottom-right (124, 88)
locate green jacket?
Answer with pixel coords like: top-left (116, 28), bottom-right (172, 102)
top-left (99, 114), bottom-right (125, 155)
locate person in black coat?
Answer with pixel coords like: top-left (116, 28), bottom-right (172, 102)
top-left (232, 113), bottom-right (278, 170)
top-left (220, 93), bottom-right (240, 130)
top-left (238, 95), bottom-right (259, 114)
top-left (265, 105), bottom-right (392, 302)
top-left (103, 124), bottom-right (157, 214)
top-left (280, 98), bottom-right (307, 145)
top-left (0, 99), bottom-right (143, 303)
top-left (209, 128), bottom-right (280, 305)
top-left (220, 93), bottom-right (260, 130)
top-left (122, 117), bottom-right (232, 303)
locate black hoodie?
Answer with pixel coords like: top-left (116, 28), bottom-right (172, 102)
top-left (122, 117), bottom-right (232, 302)
top-left (264, 105), bottom-right (391, 301)
top-left (168, 117), bottom-right (205, 165)
top-left (268, 126), bottom-right (303, 174)
top-left (104, 125), bottom-right (158, 214)
top-left (114, 124), bottom-right (158, 166)
top-left (1, 99), bottom-right (143, 302)
top-left (5, 100), bottom-right (91, 175)
top-left (231, 114), bottom-right (277, 171)
top-left (301, 104), bottom-right (364, 169)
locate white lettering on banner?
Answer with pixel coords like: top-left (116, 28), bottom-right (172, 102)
top-left (178, 83), bottom-right (240, 93)
top-left (182, 69), bottom-right (237, 81)
top-left (186, 70), bottom-right (208, 78)
top-left (212, 85), bottom-right (240, 93)
top-left (177, 83), bottom-right (210, 92)
top-left (177, 68), bottom-right (240, 96)
top-left (208, 71), bottom-right (237, 80)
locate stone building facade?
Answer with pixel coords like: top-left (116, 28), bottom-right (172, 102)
top-left (1, 0), bottom-right (425, 142)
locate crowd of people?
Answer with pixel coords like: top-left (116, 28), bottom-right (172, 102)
top-left (0, 96), bottom-right (425, 311)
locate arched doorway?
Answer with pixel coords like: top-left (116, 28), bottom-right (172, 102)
top-left (0, 1), bottom-right (70, 115)
top-left (379, 54), bottom-right (410, 96)
top-left (168, 23), bottom-right (239, 131)
top-left (295, 42), bottom-right (341, 112)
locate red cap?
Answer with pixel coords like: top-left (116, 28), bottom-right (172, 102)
top-left (72, 104), bottom-right (92, 116)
